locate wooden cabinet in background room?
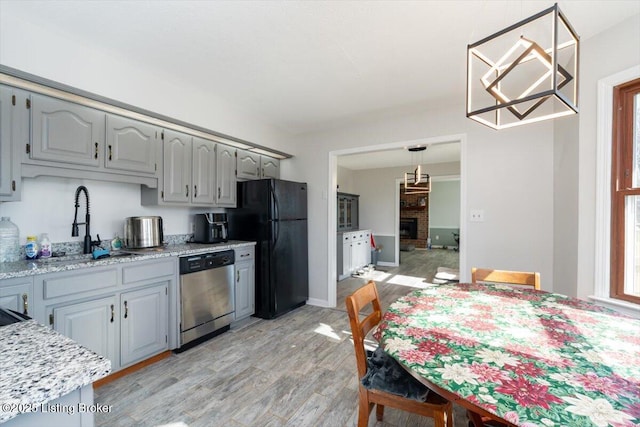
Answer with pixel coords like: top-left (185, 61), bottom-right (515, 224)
top-left (337, 192), bottom-right (359, 231)
top-left (337, 229), bottom-right (371, 280)
top-left (260, 156), bottom-right (279, 179)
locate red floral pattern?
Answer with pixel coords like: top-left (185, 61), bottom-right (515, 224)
top-left (376, 283), bottom-right (640, 427)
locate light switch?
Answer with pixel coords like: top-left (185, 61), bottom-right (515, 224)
top-left (470, 209), bottom-right (485, 222)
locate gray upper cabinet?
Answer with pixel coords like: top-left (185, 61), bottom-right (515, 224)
top-left (162, 129), bottom-right (192, 203)
top-left (191, 137), bottom-right (216, 205)
top-left (237, 149), bottom-right (280, 181)
top-left (105, 114), bottom-right (159, 175)
top-left (237, 150), bottom-right (260, 180)
top-left (30, 93), bottom-right (104, 167)
top-left (216, 144), bottom-right (237, 206)
top-left (0, 85), bottom-right (27, 202)
top-left (260, 156), bottom-right (280, 179)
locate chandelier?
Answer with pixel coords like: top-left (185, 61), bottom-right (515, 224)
top-left (466, 3), bottom-right (579, 130)
top-left (404, 146), bottom-right (431, 194)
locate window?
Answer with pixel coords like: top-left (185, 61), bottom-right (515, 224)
top-left (611, 78), bottom-right (640, 304)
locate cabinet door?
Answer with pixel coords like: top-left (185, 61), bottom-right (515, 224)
top-left (0, 279), bottom-right (32, 316)
top-left (0, 86), bottom-right (26, 202)
top-left (105, 114), bottom-right (159, 174)
top-left (53, 296), bottom-right (117, 364)
top-left (216, 144), bottom-right (237, 206)
top-left (162, 130), bottom-right (192, 203)
top-left (120, 284), bottom-right (168, 367)
top-left (260, 156), bottom-right (280, 179)
top-left (342, 238), bottom-right (352, 277)
top-left (237, 150), bottom-right (260, 180)
top-left (234, 259), bottom-right (255, 320)
top-left (0, 86), bottom-right (13, 198)
top-left (30, 94), bottom-right (104, 166)
top-left (191, 137), bottom-right (216, 204)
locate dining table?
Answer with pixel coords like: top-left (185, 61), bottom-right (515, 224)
top-left (373, 282), bottom-right (640, 427)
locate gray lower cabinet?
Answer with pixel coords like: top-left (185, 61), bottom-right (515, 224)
top-left (120, 284), bottom-right (168, 366)
top-left (0, 276), bottom-right (33, 316)
top-left (29, 93), bottom-right (104, 167)
top-left (105, 114), bottom-right (160, 175)
top-left (0, 85), bottom-right (27, 202)
top-left (233, 246), bottom-right (255, 321)
top-left (37, 257), bottom-right (175, 373)
top-left (53, 295), bottom-right (118, 366)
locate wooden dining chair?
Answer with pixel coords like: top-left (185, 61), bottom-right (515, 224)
top-left (471, 267), bottom-right (541, 290)
top-left (468, 267), bottom-right (540, 427)
top-left (345, 280), bottom-right (453, 427)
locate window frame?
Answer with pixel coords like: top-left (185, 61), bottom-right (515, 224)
top-left (610, 78), bottom-right (640, 304)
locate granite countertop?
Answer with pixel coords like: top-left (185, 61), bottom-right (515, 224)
top-left (0, 320), bottom-right (112, 423)
top-left (0, 240), bottom-right (256, 280)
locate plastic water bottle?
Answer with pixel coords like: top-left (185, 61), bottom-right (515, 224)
top-left (0, 217), bottom-right (20, 262)
top-left (427, 237), bottom-right (432, 250)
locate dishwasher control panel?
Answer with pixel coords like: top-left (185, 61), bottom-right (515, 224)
top-left (179, 250), bottom-right (235, 274)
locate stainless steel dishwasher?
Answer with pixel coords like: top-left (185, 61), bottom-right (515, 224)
top-left (178, 250), bottom-right (235, 350)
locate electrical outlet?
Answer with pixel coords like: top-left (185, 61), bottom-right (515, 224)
top-left (470, 210), bottom-right (485, 222)
top-left (435, 235), bottom-right (439, 240)
top-left (189, 222), bottom-right (195, 233)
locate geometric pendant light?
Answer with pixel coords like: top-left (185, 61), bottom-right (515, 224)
top-left (467, 3), bottom-right (579, 130)
top-left (404, 146), bottom-right (431, 194)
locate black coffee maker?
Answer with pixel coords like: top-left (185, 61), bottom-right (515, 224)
top-left (193, 213), bottom-right (228, 243)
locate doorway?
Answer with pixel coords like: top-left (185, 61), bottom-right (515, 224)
top-left (328, 134), bottom-right (468, 308)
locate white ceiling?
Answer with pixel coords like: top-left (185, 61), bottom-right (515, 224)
top-left (3, 0), bottom-right (638, 168)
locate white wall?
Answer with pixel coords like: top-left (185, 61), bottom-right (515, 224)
top-left (336, 166), bottom-right (356, 194)
top-left (0, 3), bottom-right (295, 247)
top-left (0, 3), bottom-right (290, 153)
top-left (577, 14), bottom-right (640, 299)
top-left (429, 179), bottom-right (461, 229)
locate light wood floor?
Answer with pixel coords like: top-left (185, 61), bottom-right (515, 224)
top-left (94, 249), bottom-right (463, 427)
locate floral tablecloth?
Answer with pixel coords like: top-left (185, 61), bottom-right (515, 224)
top-left (374, 283), bottom-right (640, 427)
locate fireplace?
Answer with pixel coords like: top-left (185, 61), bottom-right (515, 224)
top-left (400, 218), bottom-right (418, 239)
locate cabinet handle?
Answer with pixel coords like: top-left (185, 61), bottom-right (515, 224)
top-left (237, 270), bottom-right (240, 282)
top-left (94, 142), bottom-right (99, 159)
top-left (194, 185), bottom-right (197, 198)
top-left (22, 294), bottom-right (28, 315)
top-left (262, 168), bottom-right (265, 177)
top-left (11, 180), bottom-right (16, 192)
top-left (218, 188), bottom-right (221, 199)
top-left (110, 304), bottom-right (114, 323)
top-left (186, 185), bottom-right (189, 197)
top-left (124, 301), bottom-right (128, 319)
top-left (108, 145), bottom-right (112, 161)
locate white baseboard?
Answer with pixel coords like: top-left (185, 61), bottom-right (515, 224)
top-left (376, 261), bottom-right (398, 267)
top-left (307, 298), bottom-right (333, 308)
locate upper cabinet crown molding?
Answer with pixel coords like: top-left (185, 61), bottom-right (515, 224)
top-left (0, 65), bottom-right (292, 160)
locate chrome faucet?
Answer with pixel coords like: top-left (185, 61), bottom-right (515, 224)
top-left (71, 185), bottom-right (92, 254)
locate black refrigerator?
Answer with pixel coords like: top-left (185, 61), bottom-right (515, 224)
top-left (227, 179), bottom-right (308, 319)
